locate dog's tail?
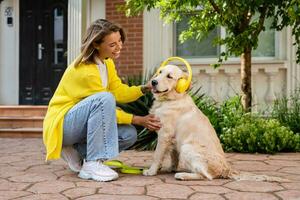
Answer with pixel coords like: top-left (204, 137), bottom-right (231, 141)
top-left (228, 170), bottom-right (290, 182)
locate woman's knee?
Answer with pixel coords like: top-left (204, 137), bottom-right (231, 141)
top-left (92, 92), bottom-right (115, 106)
top-left (89, 92), bottom-right (116, 114)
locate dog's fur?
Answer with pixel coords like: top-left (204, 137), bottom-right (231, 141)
top-left (143, 64), bottom-right (288, 182)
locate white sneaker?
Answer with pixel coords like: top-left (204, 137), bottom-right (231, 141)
top-left (61, 146), bottom-right (82, 173)
top-left (78, 160), bottom-right (119, 182)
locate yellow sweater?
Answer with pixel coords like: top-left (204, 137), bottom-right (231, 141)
top-left (43, 58), bottom-right (143, 160)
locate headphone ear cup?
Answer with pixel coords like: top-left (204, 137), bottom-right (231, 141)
top-left (176, 78), bottom-right (188, 93)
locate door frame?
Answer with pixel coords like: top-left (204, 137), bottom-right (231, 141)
top-left (19, 0), bottom-right (68, 105)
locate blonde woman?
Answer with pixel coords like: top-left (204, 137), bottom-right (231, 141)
top-left (43, 19), bottom-right (161, 182)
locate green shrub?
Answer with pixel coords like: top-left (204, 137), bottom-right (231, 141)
top-left (220, 115), bottom-right (300, 153)
top-left (191, 89), bottom-right (222, 135)
top-left (271, 88), bottom-right (300, 134)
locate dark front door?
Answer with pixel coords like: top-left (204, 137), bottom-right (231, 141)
top-left (20, 0), bottom-right (68, 105)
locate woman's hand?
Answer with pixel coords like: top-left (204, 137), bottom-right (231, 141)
top-left (132, 114), bottom-right (161, 131)
top-left (141, 81), bottom-right (152, 94)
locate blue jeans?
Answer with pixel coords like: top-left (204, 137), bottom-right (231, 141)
top-left (62, 92), bottom-right (137, 161)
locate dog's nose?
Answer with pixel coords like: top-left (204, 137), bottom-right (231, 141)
top-left (151, 80), bottom-right (158, 86)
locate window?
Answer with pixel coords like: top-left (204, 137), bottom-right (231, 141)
top-left (175, 18), bottom-right (276, 58)
top-left (175, 18), bottom-right (220, 58)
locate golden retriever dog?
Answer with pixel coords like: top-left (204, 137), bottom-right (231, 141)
top-left (143, 64), bottom-right (287, 182)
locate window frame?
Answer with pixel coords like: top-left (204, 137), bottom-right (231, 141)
top-left (173, 23), bottom-right (284, 64)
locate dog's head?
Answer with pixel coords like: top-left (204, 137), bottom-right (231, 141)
top-left (151, 64), bottom-right (188, 100)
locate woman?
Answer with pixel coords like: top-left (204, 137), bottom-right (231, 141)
top-left (43, 19), bottom-right (161, 182)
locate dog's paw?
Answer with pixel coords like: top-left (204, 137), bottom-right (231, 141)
top-left (143, 169), bottom-right (157, 176)
top-left (174, 172), bottom-right (186, 180)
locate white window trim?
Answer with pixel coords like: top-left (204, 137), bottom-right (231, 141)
top-left (173, 24), bottom-right (286, 65)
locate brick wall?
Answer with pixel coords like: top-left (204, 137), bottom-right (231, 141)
top-left (106, 0), bottom-right (143, 78)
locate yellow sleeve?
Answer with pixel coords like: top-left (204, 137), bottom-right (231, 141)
top-left (116, 107), bottom-right (133, 124)
top-left (107, 59), bottom-right (143, 103)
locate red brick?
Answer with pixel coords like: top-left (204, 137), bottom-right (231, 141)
top-left (106, 0), bottom-right (143, 77)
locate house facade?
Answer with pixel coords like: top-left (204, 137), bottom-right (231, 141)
top-left (0, 0), bottom-right (299, 110)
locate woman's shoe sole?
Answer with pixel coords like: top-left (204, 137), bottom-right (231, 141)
top-left (78, 171), bottom-right (118, 182)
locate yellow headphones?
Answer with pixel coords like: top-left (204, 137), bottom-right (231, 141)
top-left (156, 56), bottom-right (192, 93)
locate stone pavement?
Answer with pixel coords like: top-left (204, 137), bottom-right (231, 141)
top-left (0, 138), bottom-right (300, 200)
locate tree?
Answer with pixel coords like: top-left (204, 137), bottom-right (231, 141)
top-left (124, 0), bottom-right (300, 111)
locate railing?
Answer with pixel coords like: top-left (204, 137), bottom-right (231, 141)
top-left (191, 61), bottom-right (287, 111)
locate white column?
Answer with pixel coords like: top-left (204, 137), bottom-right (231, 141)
top-left (265, 68), bottom-right (278, 105)
top-left (86, 0), bottom-right (105, 26)
top-left (143, 9), bottom-right (173, 77)
top-left (206, 68), bottom-right (219, 101)
top-left (286, 26), bottom-right (300, 96)
top-left (225, 68), bottom-right (239, 98)
top-left (251, 69), bottom-right (258, 112)
top-left (67, 0), bottom-right (83, 64)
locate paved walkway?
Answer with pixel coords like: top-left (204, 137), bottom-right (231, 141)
top-left (0, 138), bottom-right (299, 200)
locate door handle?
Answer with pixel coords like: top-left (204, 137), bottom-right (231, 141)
top-left (37, 43), bottom-right (45, 60)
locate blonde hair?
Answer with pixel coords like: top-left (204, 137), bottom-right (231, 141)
top-left (74, 19), bottom-right (126, 66)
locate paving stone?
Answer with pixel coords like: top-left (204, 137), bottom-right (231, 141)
top-left (0, 155), bottom-right (24, 164)
top-left (224, 192), bottom-right (278, 200)
top-left (76, 194), bottom-right (159, 200)
top-left (265, 159), bottom-right (300, 167)
top-left (281, 182), bottom-right (300, 190)
top-left (165, 177), bottom-right (230, 186)
top-left (53, 169), bottom-right (75, 177)
top-left (113, 175), bottom-right (163, 186)
top-left (26, 163), bottom-right (65, 173)
top-left (27, 180), bottom-right (75, 193)
top-left (275, 190), bottom-right (300, 200)
top-left (0, 178), bottom-right (30, 191)
top-left (147, 183), bottom-right (194, 199)
top-left (13, 193), bottom-right (69, 200)
top-left (269, 153), bottom-right (300, 161)
top-left (8, 172), bottom-right (57, 182)
top-left (0, 165), bottom-right (26, 178)
top-left (58, 173), bottom-right (88, 182)
top-left (63, 187), bottom-right (97, 199)
top-left (10, 159), bottom-right (46, 168)
top-left (279, 166), bottom-right (300, 175)
top-left (230, 153), bottom-right (269, 161)
top-left (231, 161), bottom-right (282, 171)
top-left (190, 185), bottom-right (233, 194)
top-left (224, 180), bottom-right (283, 192)
top-left (76, 180), bottom-right (113, 188)
top-left (0, 191), bottom-right (32, 200)
top-left (190, 193), bottom-right (225, 200)
top-left (98, 185), bottom-right (145, 195)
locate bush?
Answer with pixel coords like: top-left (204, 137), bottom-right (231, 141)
top-left (271, 88), bottom-right (300, 134)
top-left (218, 96), bottom-right (246, 134)
top-left (220, 115), bottom-right (300, 153)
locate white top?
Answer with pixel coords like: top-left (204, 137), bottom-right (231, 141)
top-left (94, 56), bottom-right (108, 88)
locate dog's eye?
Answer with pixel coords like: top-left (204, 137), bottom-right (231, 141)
top-left (167, 74), bottom-right (173, 79)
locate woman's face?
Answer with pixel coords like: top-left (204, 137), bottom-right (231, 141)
top-left (96, 31), bottom-right (123, 61)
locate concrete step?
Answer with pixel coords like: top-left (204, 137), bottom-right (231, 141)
top-left (0, 128), bottom-right (42, 138)
top-left (0, 106), bottom-right (47, 117)
top-left (0, 116), bottom-right (44, 128)
top-left (0, 106), bottom-right (47, 138)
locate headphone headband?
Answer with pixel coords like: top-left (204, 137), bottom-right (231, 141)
top-left (158, 56), bottom-right (192, 85)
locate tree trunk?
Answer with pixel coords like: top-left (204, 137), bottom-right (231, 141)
top-left (241, 47), bottom-right (252, 112)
